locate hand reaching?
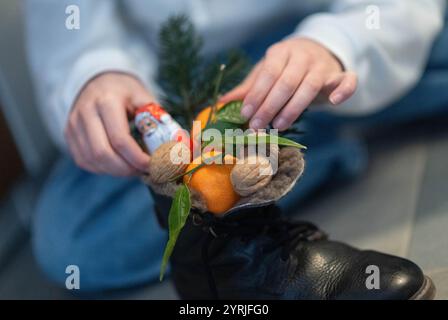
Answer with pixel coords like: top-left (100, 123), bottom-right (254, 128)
top-left (221, 38), bottom-right (357, 131)
top-left (65, 72), bottom-right (154, 176)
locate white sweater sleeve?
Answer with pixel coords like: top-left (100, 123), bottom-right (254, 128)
top-left (294, 0), bottom-right (446, 115)
top-left (24, 0), bottom-right (158, 150)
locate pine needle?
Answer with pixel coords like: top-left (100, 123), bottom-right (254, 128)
top-left (157, 15), bottom-right (251, 129)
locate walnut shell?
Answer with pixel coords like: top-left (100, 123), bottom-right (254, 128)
top-left (266, 142), bottom-right (279, 175)
top-left (235, 138), bottom-right (279, 175)
top-left (230, 155), bottom-right (274, 197)
top-left (147, 141), bottom-right (190, 184)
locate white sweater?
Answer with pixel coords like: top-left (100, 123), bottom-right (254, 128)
top-left (24, 0), bottom-right (446, 149)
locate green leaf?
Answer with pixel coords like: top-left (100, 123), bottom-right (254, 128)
top-left (217, 100), bottom-right (247, 125)
top-left (203, 119), bottom-right (241, 134)
top-left (221, 133), bottom-right (307, 149)
top-left (201, 120), bottom-right (241, 150)
top-left (268, 135), bottom-right (307, 149)
top-left (253, 134), bottom-right (307, 149)
top-left (159, 184), bottom-right (191, 281)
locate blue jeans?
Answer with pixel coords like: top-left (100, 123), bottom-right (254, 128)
top-left (33, 15), bottom-right (448, 292)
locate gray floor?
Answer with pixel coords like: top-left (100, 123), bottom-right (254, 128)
top-left (1, 118), bottom-right (448, 299)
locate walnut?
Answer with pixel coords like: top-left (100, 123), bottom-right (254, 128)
top-left (230, 155), bottom-right (274, 197)
top-left (235, 134), bottom-right (279, 175)
top-left (266, 142), bottom-right (279, 175)
top-left (148, 141), bottom-right (190, 184)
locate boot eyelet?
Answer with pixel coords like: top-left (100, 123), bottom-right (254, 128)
top-left (192, 213), bottom-right (203, 226)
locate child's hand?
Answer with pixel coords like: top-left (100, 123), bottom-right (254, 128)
top-left (65, 72), bottom-right (153, 176)
top-left (221, 38), bottom-right (357, 131)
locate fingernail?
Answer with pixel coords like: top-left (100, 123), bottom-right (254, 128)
top-left (250, 118), bottom-right (263, 129)
top-left (273, 118), bottom-right (288, 131)
top-left (330, 94), bottom-right (343, 105)
top-left (241, 104), bottom-right (254, 120)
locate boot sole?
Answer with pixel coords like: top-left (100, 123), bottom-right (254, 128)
top-left (410, 275), bottom-right (436, 300)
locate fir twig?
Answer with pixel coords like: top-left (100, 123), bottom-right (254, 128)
top-left (157, 15), bottom-right (251, 129)
top-left (158, 15), bottom-right (202, 127)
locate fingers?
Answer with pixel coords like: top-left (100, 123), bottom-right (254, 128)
top-left (221, 38), bottom-right (357, 132)
top-left (249, 55), bottom-right (308, 129)
top-left (97, 97), bottom-right (150, 173)
top-left (64, 72), bottom-right (156, 177)
top-left (80, 104), bottom-right (138, 176)
top-left (319, 73), bottom-right (345, 101)
top-left (272, 72), bottom-right (325, 131)
top-left (241, 46), bottom-right (289, 120)
top-left (328, 72), bottom-right (357, 105)
top-left (252, 70), bottom-right (357, 131)
top-left (65, 115), bottom-right (93, 171)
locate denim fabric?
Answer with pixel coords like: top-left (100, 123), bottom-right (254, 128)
top-left (33, 159), bottom-right (167, 291)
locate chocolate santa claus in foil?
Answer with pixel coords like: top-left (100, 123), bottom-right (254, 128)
top-left (134, 103), bottom-right (183, 154)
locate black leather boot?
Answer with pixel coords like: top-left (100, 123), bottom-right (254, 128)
top-left (152, 192), bottom-right (435, 300)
